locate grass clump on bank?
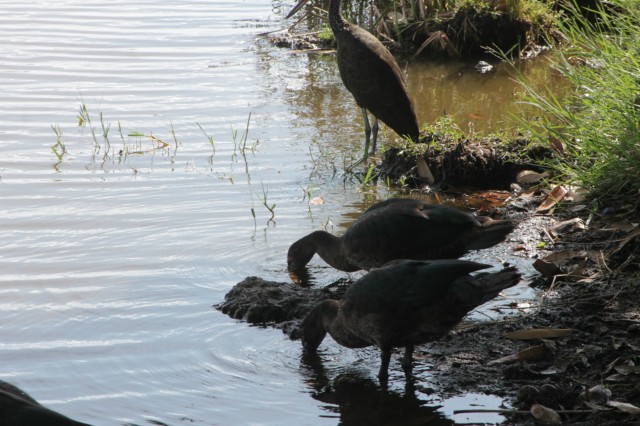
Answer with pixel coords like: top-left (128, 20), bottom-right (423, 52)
top-left (518, 0), bottom-right (640, 211)
top-left (288, 0), bottom-right (557, 57)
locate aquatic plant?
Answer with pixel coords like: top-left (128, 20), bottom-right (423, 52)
top-left (50, 124), bottom-right (66, 161)
top-left (197, 122), bottom-right (216, 154)
top-left (261, 181), bottom-right (277, 224)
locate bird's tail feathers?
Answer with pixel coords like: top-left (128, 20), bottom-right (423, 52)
top-left (476, 267), bottom-right (521, 304)
top-left (465, 219), bottom-right (516, 251)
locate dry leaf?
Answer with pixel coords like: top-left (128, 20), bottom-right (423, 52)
top-left (533, 258), bottom-right (561, 277)
top-left (530, 403), bottom-right (562, 424)
top-left (537, 186), bottom-right (568, 213)
top-left (613, 364), bottom-right (640, 375)
top-left (416, 157), bottom-right (435, 184)
top-left (464, 191), bottom-right (510, 210)
top-left (606, 373), bottom-right (629, 382)
top-left (543, 249), bottom-right (601, 264)
top-left (488, 344), bottom-right (550, 365)
top-left (607, 400), bottom-right (640, 415)
top-left (548, 218), bottom-right (586, 237)
top-left (517, 170), bottom-right (550, 184)
top-left (309, 196), bottom-right (324, 205)
top-left (549, 134), bottom-right (565, 156)
top-left (505, 328), bottom-right (574, 340)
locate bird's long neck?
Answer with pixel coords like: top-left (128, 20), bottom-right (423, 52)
top-left (310, 231), bottom-right (360, 272)
top-left (317, 301), bottom-right (369, 349)
top-left (328, 0), bottom-right (348, 34)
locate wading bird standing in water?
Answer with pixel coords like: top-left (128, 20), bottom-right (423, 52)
top-left (286, 0), bottom-right (421, 164)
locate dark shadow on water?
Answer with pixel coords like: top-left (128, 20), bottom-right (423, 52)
top-left (300, 352), bottom-right (453, 426)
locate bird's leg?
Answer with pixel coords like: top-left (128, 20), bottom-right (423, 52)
top-left (361, 107), bottom-right (371, 161)
top-left (378, 347), bottom-right (392, 383)
top-left (401, 344), bottom-right (414, 372)
top-left (370, 116), bottom-right (379, 155)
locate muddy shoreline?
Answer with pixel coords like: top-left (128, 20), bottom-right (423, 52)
top-left (217, 138), bottom-right (640, 425)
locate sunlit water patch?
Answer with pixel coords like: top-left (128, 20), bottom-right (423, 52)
top-left (0, 0), bottom-right (547, 425)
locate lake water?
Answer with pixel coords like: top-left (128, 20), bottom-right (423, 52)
top-left (0, 1), bottom-right (553, 424)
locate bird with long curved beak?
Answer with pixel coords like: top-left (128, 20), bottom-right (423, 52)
top-left (285, 0), bottom-right (428, 173)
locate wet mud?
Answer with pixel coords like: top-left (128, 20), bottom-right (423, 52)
top-left (216, 137), bottom-right (640, 424)
top-left (380, 136), bottom-right (554, 190)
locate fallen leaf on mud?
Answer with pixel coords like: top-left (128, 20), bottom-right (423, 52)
top-left (309, 197), bottom-right (324, 205)
top-left (613, 363), bottom-right (640, 375)
top-left (537, 186), bottom-right (568, 213)
top-left (488, 344), bottom-right (550, 365)
top-left (463, 191), bottom-right (510, 210)
top-left (547, 218), bottom-right (586, 237)
top-left (606, 373), bottom-right (630, 382)
top-left (533, 258), bottom-right (561, 277)
top-left (416, 157), bottom-right (435, 184)
top-left (607, 400), bottom-right (640, 415)
top-left (517, 186), bottom-right (541, 200)
top-left (549, 134), bottom-right (565, 156)
top-left (542, 249), bottom-right (602, 265)
top-left (505, 328), bottom-right (574, 340)
top-left (530, 403), bottom-right (562, 424)
top-left (517, 170), bottom-right (550, 184)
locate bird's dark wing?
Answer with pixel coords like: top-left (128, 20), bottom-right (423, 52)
top-left (337, 26), bottom-right (419, 140)
top-left (345, 259), bottom-right (491, 308)
top-left (343, 199), bottom-right (482, 266)
top-left (361, 198), bottom-right (480, 227)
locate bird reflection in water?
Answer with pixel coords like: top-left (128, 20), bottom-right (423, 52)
top-left (299, 352), bottom-right (454, 426)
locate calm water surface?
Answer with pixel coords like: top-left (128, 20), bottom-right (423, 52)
top-left (0, 1), bottom-right (551, 424)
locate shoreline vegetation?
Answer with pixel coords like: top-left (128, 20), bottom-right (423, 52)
top-left (244, 1), bottom-right (640, 424)
top-left (276, 0), bottom-right (640, 215)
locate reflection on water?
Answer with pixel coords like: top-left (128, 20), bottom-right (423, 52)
top-left (300, 352), bottom-right (453, 426)
top-left (410, 57), bottom-right (569, 134)
top-left (0, 0), bottom-right (553, 424)
top-left (282, 51), bottom-right (569, 168)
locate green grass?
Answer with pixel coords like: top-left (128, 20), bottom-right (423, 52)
top-left (515, 0), bottom-right (640, 210)
top-left (291, 0), bottom-right (556, 57)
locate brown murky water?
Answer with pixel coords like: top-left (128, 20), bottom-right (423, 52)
top-left (0, 1), bottom-right (560, 425)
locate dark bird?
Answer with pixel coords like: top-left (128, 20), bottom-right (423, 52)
top-left (287, 198), bottom-right (515, 272)
top-left (286, 0), bottom-right (420, 161)
top-left (296, 259), bottom-right (521, 380)
top-left (0, 380), bottom-right (91, 426)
